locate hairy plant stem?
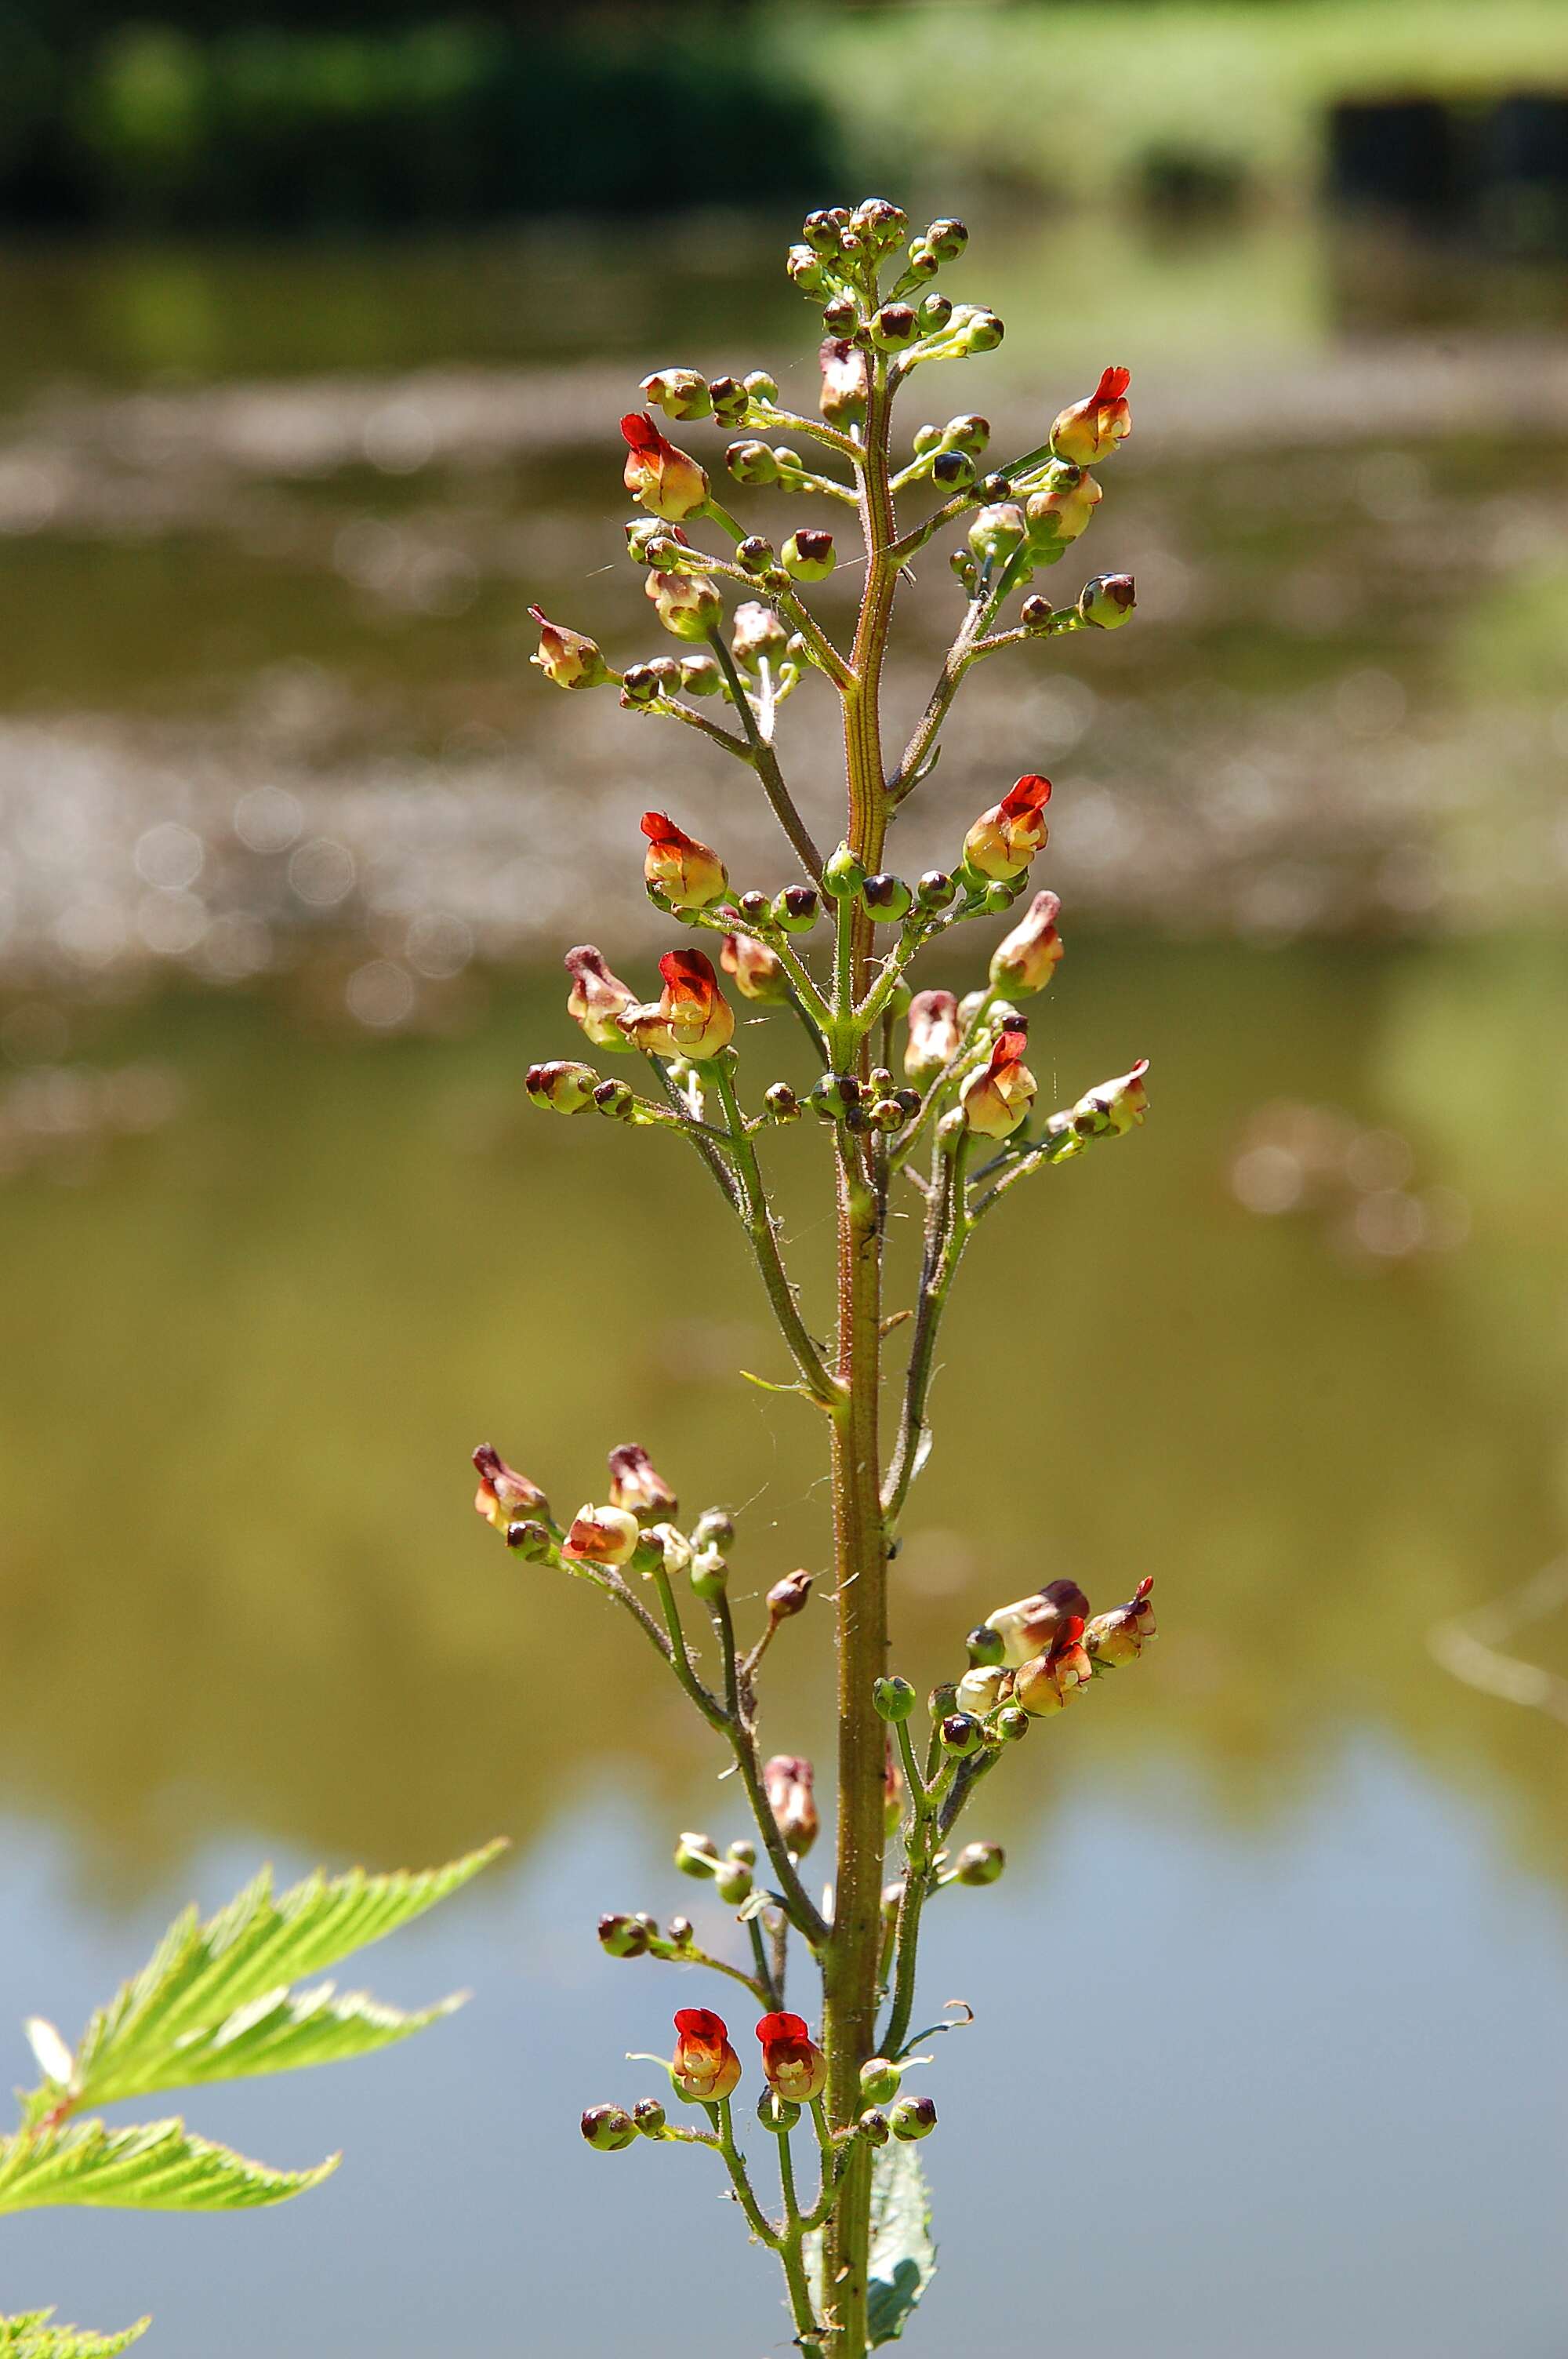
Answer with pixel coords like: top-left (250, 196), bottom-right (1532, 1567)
top-left (820, 347), bottom-right (900, 2359)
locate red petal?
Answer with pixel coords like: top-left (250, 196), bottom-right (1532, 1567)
top-left (675, 2006), bottom-right (728, 2041)
top-left (1095, 366), bottom-right (1131, 401)
top-left (641, 810), bottom-right (682, 845)
top-left (755, 2012), bottom-right (809, 2045)
top-left (1001, 774), bottom-right (1052, 816)
top-left (659, 947), bottom-right (717, 994)
top-left (990, 1023), bottom-right (1030, 1072)
top-left (620, 412), bottom-right (662, 453)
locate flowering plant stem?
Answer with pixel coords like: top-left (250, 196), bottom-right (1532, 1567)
top-left (512, 198), bottom-right (1160, 2358)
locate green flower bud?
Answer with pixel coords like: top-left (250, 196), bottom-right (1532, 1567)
top-left (943, 414), bottom-right (990, 456)
top-left (737, 533), bottom-right (775, 574)
top-left (954, 1841), bottom-right (1005, 1886)
top-left (860, 2057), bottom-right (902, 2106)
top-left (872, 303), bottom-right (920, 351)
top-left (782, 529), bottom-right (836, 583)
top-left (773, 881), bottom-right (821, 932)
top-left (736, 889), bottom-right (772, 924)
top-left (504, 1518), bottom-right (553, 1560)
top-left (861, 872), bottom-right (913, 921)
top-left (858, 2106), bottom-right (892, 2146)
top-left (854, 196), bottom-right (909, 250)
top-left (728, 439), bottom-right (782, 486)
top-left (873, 1674), bottom-right (916, 1721)
top-left (641, 368), bottom-right (713, 423)
top-left (913, 422), bottom-right (942, 455)
top-left (925, 217), bottom-right (968, 261)
top-left (822, 291), bottom-right (859, 335)
top-left (708, 374), bottom-right (750, 426)
top-left (979, 471), bottom-right (1013, 503)
top-left (823, 843), bottom-right (867, 900)
top-left (801, 209), bottom-right (843, 257)
top-left (1078, 572), bottom-right (1137, 629)
top-left (809, 1071), bottom-right (861, 1121)
top-left (666, 1916), bottom-right (694, 1946)
top-left (674, 1832), bottom-right (719, 1879)
top-left (526, 1059), bottom-right (598, 1114)
top-left (931, 449), bottom-right (975, 491)
top-left (967, 1622), bottom-right (1007, 1667)
top-left (581, 2104), bottom-right (637, 2152)
top-left (714, 1859), bottom-right (753, 1906)
top-left (890, 2094), bottom-right (937, 2142)
top-left (958, 309), bottom-right (1004, 354)
top-left (597, 1912), bottom-right (651, 1959)
top-left (967, 503), bottom-right (1027, 565)
top-left (727, 1837), bottom-right (757, 1865)
top-left (906, 243), bottom-right (939, 281)
top-left (996, 1705), bottom-right (1030, 1743)
top-left (593, 1078), bottom-right (636, 1121)
top-left (940, 1710), bottom-right (983, 1757)
top-left (869, 1098), bottom-right (906, 1132)
top-left (1020, 594), bottom-right (1058, 631)
top-left (765, 1081), bottom-right (801, 1122)
top-left (633, 2098), bottom-right (667, 2137)
top-left (745, 369), bottom-right (780, 403)
top-left (919, 293), bottom-right (953, 332)
top-left (691, 1547), bottom-right (728, 1601)
top-left (692, 1507), bottom-right (735, 1550)
top-left (757, 2088), bottom-right (801, 2135)
top-left (787, 244), bottom-right (833, 296)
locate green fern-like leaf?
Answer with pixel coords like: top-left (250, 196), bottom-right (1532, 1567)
top-left (0, 2311), bottom-right (150, 2356)
top-left (64, 1841), bottom-right (503, 2107)
top-left (0, 2118), bottom-right (336, 2215)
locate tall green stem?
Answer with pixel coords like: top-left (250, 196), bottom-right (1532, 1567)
top-left (820, 348), bottom-right (900, 2359)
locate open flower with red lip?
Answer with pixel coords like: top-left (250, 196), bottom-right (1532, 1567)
top-left (989, 890), bottom-right (1063, 997)
top-left (984, 1579), bottom-right (1092, 1669)
top-left (472, 1444), bottom-right (549, 1532)
top-left (564, 944), bottom-right (637, 1050)
top-left (672, 2007), bottom-right (742, 2103)
top-left (1086, 1575), bottom-right (1156, 1666)
top-left (1050, 365), bottom-right (1132, 466)
top-left (962, 774), bottom-right (1051, 881)
top-left (640, 811), bottom-right (729, 911)
top-left (755, 2012), bottom-right (827, 2104)
top-left (561, 1503), bottom-right (641, 1568)
top-left (621, 413), bottom-right (710, 522)
top-left (528, 605), bottom-right (609, 690)
top-left (1073, 1057), bottom-right (1150, 1137)
top-left (619, 950), bottom-right (735, 1062)
top-left (1012, 1616), bottom-right (1094, 1715)
top-left (720, 931), bottom-right (789, 1005)
top-left (607, 1442), bottom-right (677, 1522)
top-left (960, 1023), bottom-right (1036, 1139)
top-left (763, 1754), bottom-right (818, 1857)
top-left (904, 988), bottom-right (960, 1082)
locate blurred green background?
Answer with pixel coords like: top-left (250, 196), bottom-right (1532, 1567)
top-left (2, 3), bottom-right (1566, 2354)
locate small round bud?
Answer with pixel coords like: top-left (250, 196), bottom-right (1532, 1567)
top-left (692, 1507), bottom-right (735, 1550)
top-left (980, 472), bottom-right (1013, 503)
top-left (782, 529), bottom-right (836, 583)
top-left (823, 843), bottom-right (867, 900)
top-left (955, 1841), bottom-right (1005, 1887)
top-left (925, 217), bottom-right (968, 261)
top-left (641, 367), bottom-right (713, 423)
top-left (919, 293), bottom-right (953, 332)
top-left (646, 655), bottom-right (683, 692)
top-left (860, 2058), bottom-right (902, 2106)
top-left (967, 1622), bottom-right (1006, 1667)
top-left (581, 2104), bottom-right (637, 2152)
top-left (765, 1081), bottom-right (801, 1123)
top-left (870, 1098), bottom-right (906, 1132)
top-left (890, 2094), bottom-right (937, 2142)
top-left (527, 1058), bottom-right (601, 1115)
top-left (737, 534), bottom-right (775, 574)
top-left (802, 209), bottom-right (842, 256)
top-left (619, 663), bottom-right (663, 707)
top-left (961, 310), bottom-right (1004, 354)
top-left (736, 889), bottom-right (771, 924)
top-left (858, 2107), bottom-right (892, 2146)
top-left (871, 303), bottom-right (920, 351)
top-left (967, 503), bottom-right (1027, 564)
top-left (679, 653), bottom-right (722, 697)
top-left (854, 196), bottom-right (909, 249)
top-left (809, 1072), bottom-right (860, 1121)
top-left (940, 1710), bottom-right (983, 1757)
top-left (728, 438), bottom-right (781, 486)
top-left (674, 1832), bottom-right (718, 1879)
top-left (873, 1674), bottom-right (916, 1722)
top-left (944, 413), bottom-right (991, 456)
top-left (767, 1568), bottom-right (813, 1622)
top-left (931, 449), bottom-right (975, 490)
top-left (912, 871), bottom-right (954, 912)
top-left (593, 1078), bottom-right (635, 1120)
top-left (1079, 572), bottom-right (1137, 629)
top-left (757, 2089), bottom-right (801, 2134)
top-left (632, 2098), bottom-right (667, 2137)
top-left (996, 1705), bottom-right (1030, 1743)
top-left (906, 243), bottom-right (938, 281)
top-left (744, 369), bottom-right (780, 402)
top-left (504, 1518), bottom-right (552, 1560)
top-left (913, 422), bottom-right (942, 455)
top-left (1020, 594), bottom-right (1055, 632)
top-left (714, 1859), bottom-right (753, 1906)
top-left (774, 881), bottom-right (821, 932)
top-left (691, 1547), bottom-right (729, 1601)
top-left (787, 244), bottom-right (833, 296)
top-left (727, 1837), bottom-right (757, 1866)
top-left (861, 872), bottom-right (913, 921)
top-left (927, 1680), bottom-right (958, 1721)
top-left (822, 291), bottom-right (859, 334)
top-left (633, 1912), bottom-right (658, 1936)
top-left (597, 1911), bottom-right (651, 1960)
top-left (955, 1664), bottom-right (1007, 1717)
top-left (708, 374), bottom-right (750, 425)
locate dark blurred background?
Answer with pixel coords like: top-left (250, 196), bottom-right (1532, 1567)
top-left (2, 3), bottom-right (1566, 2354)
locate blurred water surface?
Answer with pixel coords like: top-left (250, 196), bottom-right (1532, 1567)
top-left (2, 213), bottom-right (1566, 2355)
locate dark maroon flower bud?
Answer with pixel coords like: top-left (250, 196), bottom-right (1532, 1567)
top-left (774, 882), bottom-right (821, 933)
top-left (598, 1912), bottom-right (651, 1959)
top-left (767, 1568), bottom-right (813, 1624)
top-left (581, 2104), bottom-right (637, 2152)
top-left (783, 529), bottom-right (835, 582)
top-left (764, 1755), bottom-right (818, 1857)
top-left (890, 2094), bottom-right (937, 2141)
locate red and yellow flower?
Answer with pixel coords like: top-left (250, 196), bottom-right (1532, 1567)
top-left (672, 2007), bottom-right (742, 2103)
top-left (960, 1023), bottom-right (1036, 1139)
top-left (1050, 365), bottom-right (1132, 466)
top-left (561, 1503), bottom-right (641, 1568)
top-left (1085, 1575), bottom-right (1156, 1666)
top-left (564, 943), bottom-right (637, 1050)
top-left (640, 811), bottom-right (729, 911)
top-left (983, 1579), bottom-right (1093, 1669)
top-left (621, 413), bottom-right (710, 522)
top-left (528, 605), bottom-right (609, 690)
top-left (607, 1443), bottom-right (677, 1521)
top-left (472, 1444), bottom-right (549, 1532)
top-left (904, 988), bottom-right (960, 1082)
top-left (962, 774), bottom-right (1051, 881)
top-left (1073, 1057), bottom-right (1150, 1136)
top-left (1012, 1616), bottom-right (1094, 1715)
top-left (755, 2012), bottom-right (827, 2104)
top-left (619, 949), bottom-right (735, 1062)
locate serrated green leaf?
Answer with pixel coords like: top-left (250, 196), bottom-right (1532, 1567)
top-left (0, 2310), bottom-right (149, 2356)
top-left (66, 1842), bottom-right (503, 2106)
top-left (0, 2118), bottom-right (336, 2215)
top-left (866, 2139), bottom-right (936, 2346)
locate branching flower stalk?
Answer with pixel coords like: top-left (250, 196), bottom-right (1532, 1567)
top-left (489, 198), bottom-right (1159, 2357)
